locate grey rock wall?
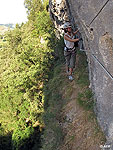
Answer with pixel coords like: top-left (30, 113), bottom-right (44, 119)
top-left (49, 0), bottom-right (113, 147)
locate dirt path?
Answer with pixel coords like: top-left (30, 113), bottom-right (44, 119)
top-left (59, 68), bottom-right (106, 150)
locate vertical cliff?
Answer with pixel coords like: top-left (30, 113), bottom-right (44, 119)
top-left (49, 0), bottom-right (113, 147)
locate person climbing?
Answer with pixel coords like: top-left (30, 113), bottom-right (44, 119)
top-left (63, 22), bottom-right (79, 80)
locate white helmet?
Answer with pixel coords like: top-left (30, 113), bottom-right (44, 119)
top-left (62, 22), bottom-right (71, 29)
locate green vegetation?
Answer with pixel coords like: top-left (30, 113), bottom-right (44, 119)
top-left (75, 52), bottom-right (106, 143)
top-left (0, 0), bottom-right (62, 149)
top-left (40, 36), bottom-right (65, 149)
top-left (42, 64), bottom-right (64, 150)
top-left (77, 89), bottom-right (94, 111)
top-left (74, 51), bottom-right (89, 86)
top-left (42, 50), bottom-right (106, 149)
top-left (75, 51), bottom-right (94, 111)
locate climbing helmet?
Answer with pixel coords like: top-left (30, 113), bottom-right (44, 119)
top-left (63, 22), bottom-right (71, 29)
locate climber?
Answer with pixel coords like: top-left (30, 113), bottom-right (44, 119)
top-left (63, 22), bottom-right (79, 80)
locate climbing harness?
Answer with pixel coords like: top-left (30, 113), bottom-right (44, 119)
top-left (64, 48), bottom-right (76, 58)
top-left (64, 46), bottom-right (75, 52)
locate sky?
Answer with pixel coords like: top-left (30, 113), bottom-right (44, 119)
top-left (0, 0), bottom-right (28, 24)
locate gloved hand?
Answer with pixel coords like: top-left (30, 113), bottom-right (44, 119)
top-left (79, 37), bottom-right (82, 41)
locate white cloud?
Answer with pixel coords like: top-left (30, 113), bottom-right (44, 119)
top-left (0, 0), bottom-right (28, 24)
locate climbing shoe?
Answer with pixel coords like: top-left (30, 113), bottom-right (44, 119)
top-left (68, 75), bottom-right (74, 80)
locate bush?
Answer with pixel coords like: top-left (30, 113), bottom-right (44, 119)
top-left (12, 127), bottom-right (34, 150)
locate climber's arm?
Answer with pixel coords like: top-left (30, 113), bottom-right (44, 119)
top-left (64, 35), bottom-right (79, 42)
top-left (73, 29), bottom-right (79, 35)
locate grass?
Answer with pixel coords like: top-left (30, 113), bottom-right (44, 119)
top-left (41, 49), bottom-right (106, 150)
top-left (77, 89), bottom-right (94, 111)
top-left (42, 51), bottom-right (91, 150)
top-left (74, 51), bottom-right (95, 111)
top-left (75, 51), bottom-right (106, 144)
top-left (75, 51), bottom-right (89, 87)
top-left (42, 64), bottom-right (65, 150)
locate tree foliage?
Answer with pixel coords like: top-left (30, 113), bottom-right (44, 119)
top-left (0, 0), bottom-right (58, 149)
top-left (24, 0), bottom-right (44, 20)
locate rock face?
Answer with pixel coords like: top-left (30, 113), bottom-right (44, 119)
top-left (49, 0), bottom-right (113, 146)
